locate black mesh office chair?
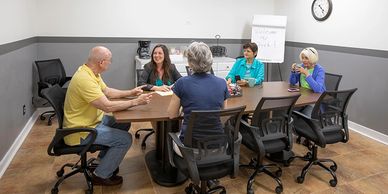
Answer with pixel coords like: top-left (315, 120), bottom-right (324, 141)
top-left (35, 58), bottom-right (72, 126)
top-left (296, 72), bottom-right (343, 145)
top-left (239, 94), bottom-right (300, 194)
top-left (41, 85), bottom-right (107, 194)
top-left (167, 106), bottom-right (246, 194)
top-left (291, 88), bottom-right (357, 187)
top-left (185, 65), bottom-right (214, 76)
top-left (325, 72), bottom-right (342, 91)
top-left (134, 69), bottom-right (155, 149)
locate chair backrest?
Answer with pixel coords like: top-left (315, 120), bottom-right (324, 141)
top-left (35, 58), bottom-right (68, 87)
top-left (325, 72), bottom-right (342, 91)
top-left (183, 106), bottom-right (246, 163)
top-left (40, 84), bottom-right (66, 128)
top-left (311, 88), bottom-right (357, 122)
top-left (185, 66), bottom-right (214, 76)
top-left (251, 94), bottom-right (300, 141)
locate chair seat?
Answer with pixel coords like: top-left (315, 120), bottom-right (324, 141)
top-left (173, 155), bottom-right (234, 181)
top-left (241, 128), bottom-right (287, 154)
top-left (53, 143), bottom-right (108, 156)
top-left (294, 121), bottom-right (345, 145)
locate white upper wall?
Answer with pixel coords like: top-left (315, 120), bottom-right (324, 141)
top-left (0, 0), bottom-right (37, 45)
top-left (274, 0), bottom-right (388, 51)
top-left (36, 0), bottom-right (274, 39)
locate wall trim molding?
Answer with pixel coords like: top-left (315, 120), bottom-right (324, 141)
top-left (286, 41), bottom-right (388, 58)
top-left (0, 109), bottom-right (42, 178)
top-left (1, 37), bottom-right (387, 59)
top-left (349, 121), bottom-right (388, 146)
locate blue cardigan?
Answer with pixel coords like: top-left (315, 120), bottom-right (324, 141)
top-left (289, 64), bottom-right (326, 93)
top-left (225, 58), bottom-right (265, 85)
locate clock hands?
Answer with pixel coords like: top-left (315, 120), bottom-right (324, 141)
top-left (318, 4), bottom-right (325, 14)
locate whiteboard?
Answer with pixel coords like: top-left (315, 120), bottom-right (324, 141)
top-left (251, 15), bottom-right (287, 63)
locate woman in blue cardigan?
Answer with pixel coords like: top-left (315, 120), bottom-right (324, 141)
top-left (226, 42), bottom-right (264, 86)
top-left (289, 47), bottom-right (326, 93)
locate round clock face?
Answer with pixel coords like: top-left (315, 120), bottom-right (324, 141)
top-left (311, 0), bottom-right (332, 21)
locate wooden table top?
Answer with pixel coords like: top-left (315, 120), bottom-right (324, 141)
top-left (113, 81), bottom-right (321, 123)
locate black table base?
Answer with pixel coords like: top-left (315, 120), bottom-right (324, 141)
top-left (145, 150), bottom-right (187, 186)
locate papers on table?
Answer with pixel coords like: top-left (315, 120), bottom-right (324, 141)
top-left (155, 90), bottom-right (173, 96)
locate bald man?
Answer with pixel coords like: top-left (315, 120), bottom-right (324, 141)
top-left (63, 46), bottom-right (152, 185)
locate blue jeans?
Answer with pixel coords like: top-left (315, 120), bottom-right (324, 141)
top-left (82, 115), bottom-right (132, 179)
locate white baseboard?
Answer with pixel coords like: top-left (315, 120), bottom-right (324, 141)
top-left (349, 121), bottom-right (388, 146)
top-left (0, 108), bottom-right (45, 178)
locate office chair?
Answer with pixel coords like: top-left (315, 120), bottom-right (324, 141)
top-left (185, 65), bottom-right (214, 76)
top-left (134, 69), bottom-right (155, 149)
top-left (41, 85), bottom-right (108, 194)
top-left (35, 58), bottom-right (72, 126)
top-left (239, 94), bottom-right (300, 194)
top-left (167, 106), bottom-right (246, 194)
top-left (296, 72), bottom-right (343, 145)
top-left (325, 72), bottom-right (342, 91)
top-left (291, 88), bottom-right (357, 187)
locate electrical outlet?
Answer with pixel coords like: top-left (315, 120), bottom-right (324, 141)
top-left (23, 105), bottom-right (26, 116)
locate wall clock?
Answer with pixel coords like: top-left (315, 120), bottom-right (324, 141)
top-left (311, 0), bottom-right (333, 21)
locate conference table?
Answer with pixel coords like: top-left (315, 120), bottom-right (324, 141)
top-left (113, 81), bottom-right (321, 186)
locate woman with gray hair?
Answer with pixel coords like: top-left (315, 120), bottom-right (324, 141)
top-left (290, 47), bottom-right (326, 93)
top-left (167, 41), bottom-right (230, 145)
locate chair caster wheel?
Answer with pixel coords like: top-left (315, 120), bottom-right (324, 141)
top-left (275, 170), bottom-right (282, 177)
top-left (330, 165), bottom-right (337, 172)
top-left (51, 188), bottom-right (58, 194)
top-left (247, 188), bottom-right (254, 194)
top-left (296, 176), bottom-right (304, 184)
top-left (141, 143), bottom-right (146, 150)
top-left (329, 179), bottom-right (337, 187)
top-left (220, 190), bottom-right (226, 194)
top-left (275, 186), bottom-right (283, 194)
top-left (135, 133), bottom-right (140, 139)
top-left (48, 120), bottom-right (52, 126)
top-left (40, 115), bottom-right (46, 120)
top-left (56, 169), bottom-right (64, 177)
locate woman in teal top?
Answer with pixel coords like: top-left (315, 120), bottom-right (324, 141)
top-left (138, 44), bottom-right (182, 91)
top-left (226, 42), bottom-right (265, 86)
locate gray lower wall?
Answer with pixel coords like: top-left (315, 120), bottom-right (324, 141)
top-left (1, 36), bottom-right (387, 165)
top-left (269, 43), bottom-right (388, 135)
top-left (0, 43), bottom-right (37, 161)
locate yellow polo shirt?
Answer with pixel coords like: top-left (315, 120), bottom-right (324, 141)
top-left (63, 64), bottom-right (107, 146)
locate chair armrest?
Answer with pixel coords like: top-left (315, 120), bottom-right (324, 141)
top-left (65, 76), bottom-right (72, 83)
top-left (38, 81), bottom-right (53, 93)
top-left (47, 128), bottom-right (97, 157)
top-left (167, 132), bottom-right (200, 184)
top-left (232, 132), bottom-right (242, 177)
top-left (292, 110), bottom-right (326, 147)
top-left (240, 120), bottom-right (266, 162)
top-left (167, 132), bottom-right (184, 167)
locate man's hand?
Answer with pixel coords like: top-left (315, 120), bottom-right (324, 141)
top-left (131, 85), bottom-right (146, 96)
top-left (135, 93), bottom-right (153, 105)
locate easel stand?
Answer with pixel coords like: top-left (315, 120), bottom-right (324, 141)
top-left (265, 63), bottom-right (283, 82)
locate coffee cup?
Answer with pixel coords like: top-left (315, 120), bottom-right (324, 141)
top-left (246, 77), bottom-right (256, 87)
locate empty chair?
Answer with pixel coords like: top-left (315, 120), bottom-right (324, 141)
top-left (239, 94), bottom-right (300, 194)
top-left (41, 85), bottom-right (107, 194)
top-left (295, 72), bottom-right (343, 145)
top-left (167, 106), bottom-right (246, 194)
top-left (134, 69), bottom-right (155, 149)
top-left (35, 58), bottom-right (72, 125)
top-left (325, 72), bottom-right (342, 91)
top-left (291, 88), bottom-right (357, 187)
